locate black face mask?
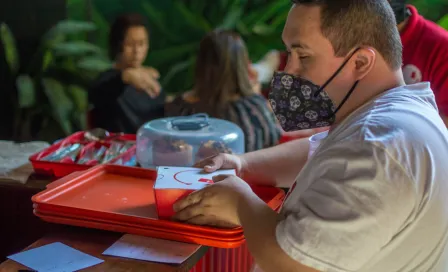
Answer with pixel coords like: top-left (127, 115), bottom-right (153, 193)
top-left (390, 0), bottom-right (409, 24)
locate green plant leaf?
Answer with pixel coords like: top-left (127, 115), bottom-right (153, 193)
top-left (148, 42), bottom-right (198, 66)
top-left (42, 50), bottom-right (54, 72)
top-left (76, 56), bottom-right (112, 72)
top-left (46, 20), bottom-right (96, 37)
top-left (439, 14), bottom-right (448, 30)
top-left (162, 58), bottom-right (194, 86)
top-left (67, 84), bottom-right (88, 112)
top-left (236, 22), bottom-right (250, 35)
top-left (252, 24), bottom-right (276, 35)
top-left (73, 112), bottom-right (87, 131)
top-left (141, 1), bottom-right (178, 42)
top-left (218, 6), bottom-right (243, 30)
top-left (189, 0), bottom-right (208, 15)
top-left (173, 1), bottom-right (212, 33)
top-left (242, 0), bottom-right (289, 27)
top-left (0, 23), bottom-right (20, 74)
top-left (91, 5), bottom-right (110, 49)
top-left (52, 41), bottom-right (102, 56)
top-left (42, 78), bottom-right (74, 135)
top-left (16, 75), bottom-right (36, 108)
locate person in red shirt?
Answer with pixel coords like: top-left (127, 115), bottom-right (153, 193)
top-left (259, 1), bottom-right (448, 127)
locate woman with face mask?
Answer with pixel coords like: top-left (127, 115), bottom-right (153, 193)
top-left (88, 13), bottom-right (166, 133)
top-left (165, 30), bottom-right (281, 152)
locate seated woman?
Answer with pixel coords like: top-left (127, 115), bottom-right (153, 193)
top-left (88, 13), bottom-right (165, 133)
top-left (166, 30), bottom-right (280, 152)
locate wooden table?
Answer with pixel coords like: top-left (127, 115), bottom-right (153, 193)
top-left (0, 225), bottom-right (209, 272)
top-left (0, 173), bottom-right (54, 261)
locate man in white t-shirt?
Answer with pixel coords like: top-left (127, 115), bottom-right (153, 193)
top-left (173, 0), bottom-right (448, 271)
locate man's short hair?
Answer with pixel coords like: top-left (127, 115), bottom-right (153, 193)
top-left (291, 0), bottom-right (403, 70)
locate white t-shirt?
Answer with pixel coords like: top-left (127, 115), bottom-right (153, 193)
top-left (274, 83), bottom-right (448, 272)
top-left (308, 130), bottom-right (329, 159)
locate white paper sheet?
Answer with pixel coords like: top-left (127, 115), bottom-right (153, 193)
top-left (103, 234), bottom-right (201, 264)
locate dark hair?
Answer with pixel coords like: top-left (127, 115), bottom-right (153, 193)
top-left (108, 13), bottom-right (148, 60)
top-left (291, 0), bottom-right (403, 70)
top-left (193, 29), bottom-right (254, 117)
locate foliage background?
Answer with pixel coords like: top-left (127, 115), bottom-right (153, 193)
top-left (67, 0), bottom-right (448, 95)
top-left (0, 0), bottom-right (447, 142)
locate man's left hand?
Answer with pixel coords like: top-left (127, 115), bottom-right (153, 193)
top-left (172, 175), bottom-right (254, 228)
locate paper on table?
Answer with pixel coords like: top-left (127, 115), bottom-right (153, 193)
top-left (103, 234), bottom-right (201, 264)
top-left (8, 242), bottom-right (104, 272)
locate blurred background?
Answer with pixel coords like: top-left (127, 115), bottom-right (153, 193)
top-left (1, 0), bottom-right (447, 143)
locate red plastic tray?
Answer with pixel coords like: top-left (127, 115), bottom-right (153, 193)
top-left (33, 210), bottom-right (246, 248)
top-left (31, 165), bottom-right (285, 246)
top-left (34, 203), bottom-right (245, 241)
top-left (29, 131), bottom-right (136, 177)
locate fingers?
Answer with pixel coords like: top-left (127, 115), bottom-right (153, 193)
top-left (212, 174), bottom-right (231, 183)
top-left (172, 202), bottom-right (208, 222)
top-left (194, 155), bottom-right (224, 173)
top-left (145, 67), bottom-right (160, 79)
top-left (142, 77), bottom-right (161, 98)
top-left (173, 190), bottom-right (204, 213)
top-left (185, 215), bottom-right (238, 228)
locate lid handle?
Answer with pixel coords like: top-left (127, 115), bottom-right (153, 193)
top-left (171, 113), bottom-right (210, 131)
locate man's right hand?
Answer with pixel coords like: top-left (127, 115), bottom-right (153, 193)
top-left (122, 67), bottom-right (161, 98)
top-left (194, 154), bottom-right (246, 176)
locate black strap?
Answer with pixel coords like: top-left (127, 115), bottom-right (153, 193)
top-left (333, 80), bottom-right (359, 115)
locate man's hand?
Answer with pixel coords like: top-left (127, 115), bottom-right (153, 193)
top-left (122, 67), bottom-right (161, 98)
top-left (172, 175), bottom-right (254, 228)
top-left (194, 153), bottom-right (246, 175)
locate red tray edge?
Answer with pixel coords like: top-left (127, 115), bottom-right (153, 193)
top-left (34, 210), bottom-right (246, 248)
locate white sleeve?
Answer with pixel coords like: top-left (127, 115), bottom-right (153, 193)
top-left (276, 141), bottom-right (416, 272)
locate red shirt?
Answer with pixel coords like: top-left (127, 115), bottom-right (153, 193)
top-left (401, 5), bottom-right (448, 116)
top-left (274, 5), bottom-right (448, 116)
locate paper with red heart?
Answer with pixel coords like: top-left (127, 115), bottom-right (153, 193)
top-left (154, 167), bottom-right (236, 219)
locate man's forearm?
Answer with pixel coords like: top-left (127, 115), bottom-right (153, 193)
top-left (239, 138), bottom-right (309, 187)
top-left (238, 194), bottom-right (318, 272)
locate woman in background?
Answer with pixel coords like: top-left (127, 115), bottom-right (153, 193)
top-left (89, 13), bottom-right (165, 133)
top-left (166, 30), bottom-right (280, 152)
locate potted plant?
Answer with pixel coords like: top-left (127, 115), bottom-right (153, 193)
top-left (0, 20), bottom-right (112, 142)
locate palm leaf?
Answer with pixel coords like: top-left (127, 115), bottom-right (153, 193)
top-left (148, 42), bottom-right (198, 66)
top-left (218, 6), bottom-right (244, 30)
top-left (52, 41), bottom-right (102, 56)
top-left (162, 58), bottom-right (195, 86)
top-left (91, 5), bottom-right (110, 49)
top-left (42, 78), bottom-right (74, 135)
top-left (439, 14), bottom-right (448, 30)
top-left (141, 1), bottom-right (178, 42)
top-left (76, 56), bottom-right (112, 72)
top-left (242, 0), bottom-right (289, 27)
top-left (16, 75), bottom-right (36, 108)
top-left (0, 23), bottom-right (20, 74)
top-left (41, 50), bottom-right (54, 72)
top-left (67, 84), bottom-right (88, 112)
top-left (173, 1), bottom-right (212, 33)
top-left (46, 20), bottom-right (96, 36)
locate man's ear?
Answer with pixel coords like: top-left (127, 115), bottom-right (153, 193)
top-left (353, 47), bottom-right (376, 80)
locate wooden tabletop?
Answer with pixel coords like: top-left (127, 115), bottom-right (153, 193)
top-left (0, 225), bottom-right (208, 272)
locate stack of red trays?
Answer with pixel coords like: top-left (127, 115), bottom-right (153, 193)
top-left (32, 164), bottom-right (285, 248)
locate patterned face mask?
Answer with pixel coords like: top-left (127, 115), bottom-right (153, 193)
top-left (268, 48), bottom-right (360, 132)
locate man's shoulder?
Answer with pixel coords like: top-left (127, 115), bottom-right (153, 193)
top-left (329, 85), bottom-right (444, 153)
